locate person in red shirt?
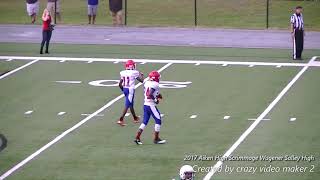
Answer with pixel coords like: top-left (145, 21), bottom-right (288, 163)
top-left (40, 9), bottom-right (53, 54)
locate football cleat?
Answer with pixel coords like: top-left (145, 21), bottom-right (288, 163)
top-left (117, 120), bottom-right (127, 126)
top-left (133, 116), bottom-right (140, 124)
top-left (134, 139), bottom-right (143, 145)
top-left (154, 139), bottom-right (166, 144)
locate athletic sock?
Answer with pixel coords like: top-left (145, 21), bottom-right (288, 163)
top-left (154, 131), bottom-right (159, 140)
top-left (136, 129), bottom-right (143, 140)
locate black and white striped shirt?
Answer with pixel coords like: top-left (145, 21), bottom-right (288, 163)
top-left (290, 13), bottom-right (304, 30)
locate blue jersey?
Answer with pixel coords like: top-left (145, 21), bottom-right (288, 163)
top-left (88, 0), bottom-right (98, 5)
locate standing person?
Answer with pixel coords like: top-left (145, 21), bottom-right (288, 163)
top-left (117, 60), bottom-right (144, 126)
top-left (290, 6), bottom-right (304, 60)
top-left (40, 9), bottom-right (53, 54)
top-left (47, 0), bottom-right (61, 23)
top-left (134, 71), bottom-right (166, 145)
top-left (88, 0), bottom-right (99, 24)
top-left (109, 0), bottom-right (123, 26)
top-left (26, 0), bottom-right (39, 23)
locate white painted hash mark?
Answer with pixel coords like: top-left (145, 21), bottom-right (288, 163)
top-left (57, 112), bottom-right (66, 116)
top-left (24, 111), bottom-right (33, 115)
top-left (203, 56), bottom-right (316, 180)
top-left (289, 117), bottom-right (296, 122)
top-left (125, 113), bottom-right (130, 117)
top-left (59, 60), bottom-right (66, 63)
top-left (0, 62), bottom-right (173, 180)
top-left (223, 116), bottom-right (230, 120)
top-left (190, 115), bottom-right (197, 119)
top-left (87, 61), bottom-right (93, 64)
top-left (6, 59), bottom-right (13, 62)
top-left (222, 64), bottom-right (228, 67)
top-left (195, 63), bottom-right (201, 66)
top-left (249, 64), bottom-right (255, 67)
top-left (55, 81), bottom-right (82, 84)
top-left (160, 114), bottom-right (164, 117)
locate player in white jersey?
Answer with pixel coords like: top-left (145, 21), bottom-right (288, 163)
top-left (117, 60), bottom-right (144, 126)
top-left (134, 71), bottom-right (166, 145)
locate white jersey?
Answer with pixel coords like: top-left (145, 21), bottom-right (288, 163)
top-left (144, 80), bottom-right (160, 106)
top-left (120, 70), bottom-right (140, 89)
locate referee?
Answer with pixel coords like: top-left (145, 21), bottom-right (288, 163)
top-left (290, 6), bottom-right (304, 60)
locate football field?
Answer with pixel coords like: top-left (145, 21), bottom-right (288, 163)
top-left (0, 51), bottom-right (319, 179)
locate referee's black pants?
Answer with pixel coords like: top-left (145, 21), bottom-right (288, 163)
top-left (40, 30), bottom-right (52, 53)
top-left (293, 29), bottom-right (304, 60)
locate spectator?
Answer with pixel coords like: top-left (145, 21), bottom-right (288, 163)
top-left (40, 9), bottom-right (53, 54)
top-left (88, 0), bottom-right (99, 24)
top-left (47, 0), bottom-right (61, 23)
top-left (109, 0), bottom-right (123, 26)
top-left (26, 0), bottom-right (39, 24)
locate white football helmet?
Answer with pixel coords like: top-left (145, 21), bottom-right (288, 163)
top-left (179, 165), bottom-right (195, 180)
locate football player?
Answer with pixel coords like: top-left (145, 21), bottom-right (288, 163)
top-left (117, 60), bottom-right (144, 126)
top-left (179, 165), bottom-right (195, 180)
top-left (134, 71), bottom-right (166, 145)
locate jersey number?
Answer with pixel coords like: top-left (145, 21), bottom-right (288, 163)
top-left (145, 87), bottom-right (152, 99)
top-left (122, 77), bottom-right (130, 86)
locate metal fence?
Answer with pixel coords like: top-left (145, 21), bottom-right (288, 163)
top-left (121, 0), bottom-right (319, 30)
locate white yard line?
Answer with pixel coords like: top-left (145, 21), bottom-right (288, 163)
top-left (203, 56), bottom-right (316, 180)
top-left (0, 56), bottom-right (317, 67)
top-left (0, 59), bottom-right (38, 80)
top-left (0, 62), bottom-right (173, 180)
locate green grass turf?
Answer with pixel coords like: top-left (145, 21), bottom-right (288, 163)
top-left (3, 59), bottom-right (317, 179)
top-left (0, 44), bottom-right (319, 179)
top-left (214, 67), bottom-right (320, 180)
top-left (0, 0), bottom-right (319, 30)
top-left (0, 42), bottom-right (320, 63)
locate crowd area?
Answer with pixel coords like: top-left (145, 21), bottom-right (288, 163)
top-left (26, 0), bottom-right (123, 25)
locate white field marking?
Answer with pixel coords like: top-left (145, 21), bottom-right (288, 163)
top-left (57, 112), bottom-right (66, 116)
top-left (289, 117), bottom-right (297, 122)
top-left (113, 61), bottom-right (119, 64)
top-left (190, 115), bottom-right (197, 119)
top-left (160, 114), bottom-right (165, 117)
top-left (248, 118), bottom-right (270, 121)
top-left (203, 56), bottom-right (316, 180)
top-left (222, 63), bottom-right (228, 67)
top-left (80, 113), bottom-right (104, 117)
top-left (24, 111), bottom-right (33, 115)
top-left (59, 60), bottom-right (66, 63)
top-left (6, 59), bottom-right (13, 61)
top-left (87, 60), bottom-right (93, 64)
top-left (0, 62), bottom-right (173, 180)
top-left (0, 56), bottom-right (318, 67)
top-left (55, 80), bottom-right (82, 84)
top-left (195, 63), bottom-right (201, 66)
top-left (249, 64), bottom-right (255, 67)
top-left (223, 116), bottom-right (230, 120)
top-left (125, 113), bottom-right (130, 117)
top-left (140, 62), bottom-right (146, 65)
top-left (276, 65), bottom-right (282, 68)
top-left (0, 59), bottom-right (38, 80)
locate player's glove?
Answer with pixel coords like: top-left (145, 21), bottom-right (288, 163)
top-left (156, 94), bottom-right (163, 99)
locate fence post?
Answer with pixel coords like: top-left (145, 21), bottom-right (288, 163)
top-left (125, 0), bottom-right (127, 25)
top-left (54, 0), bottom-right (57, 24)
top-left (266, 0), bottom-right (269, 29)
top-left (194, 0), bottom-right (197, 26)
